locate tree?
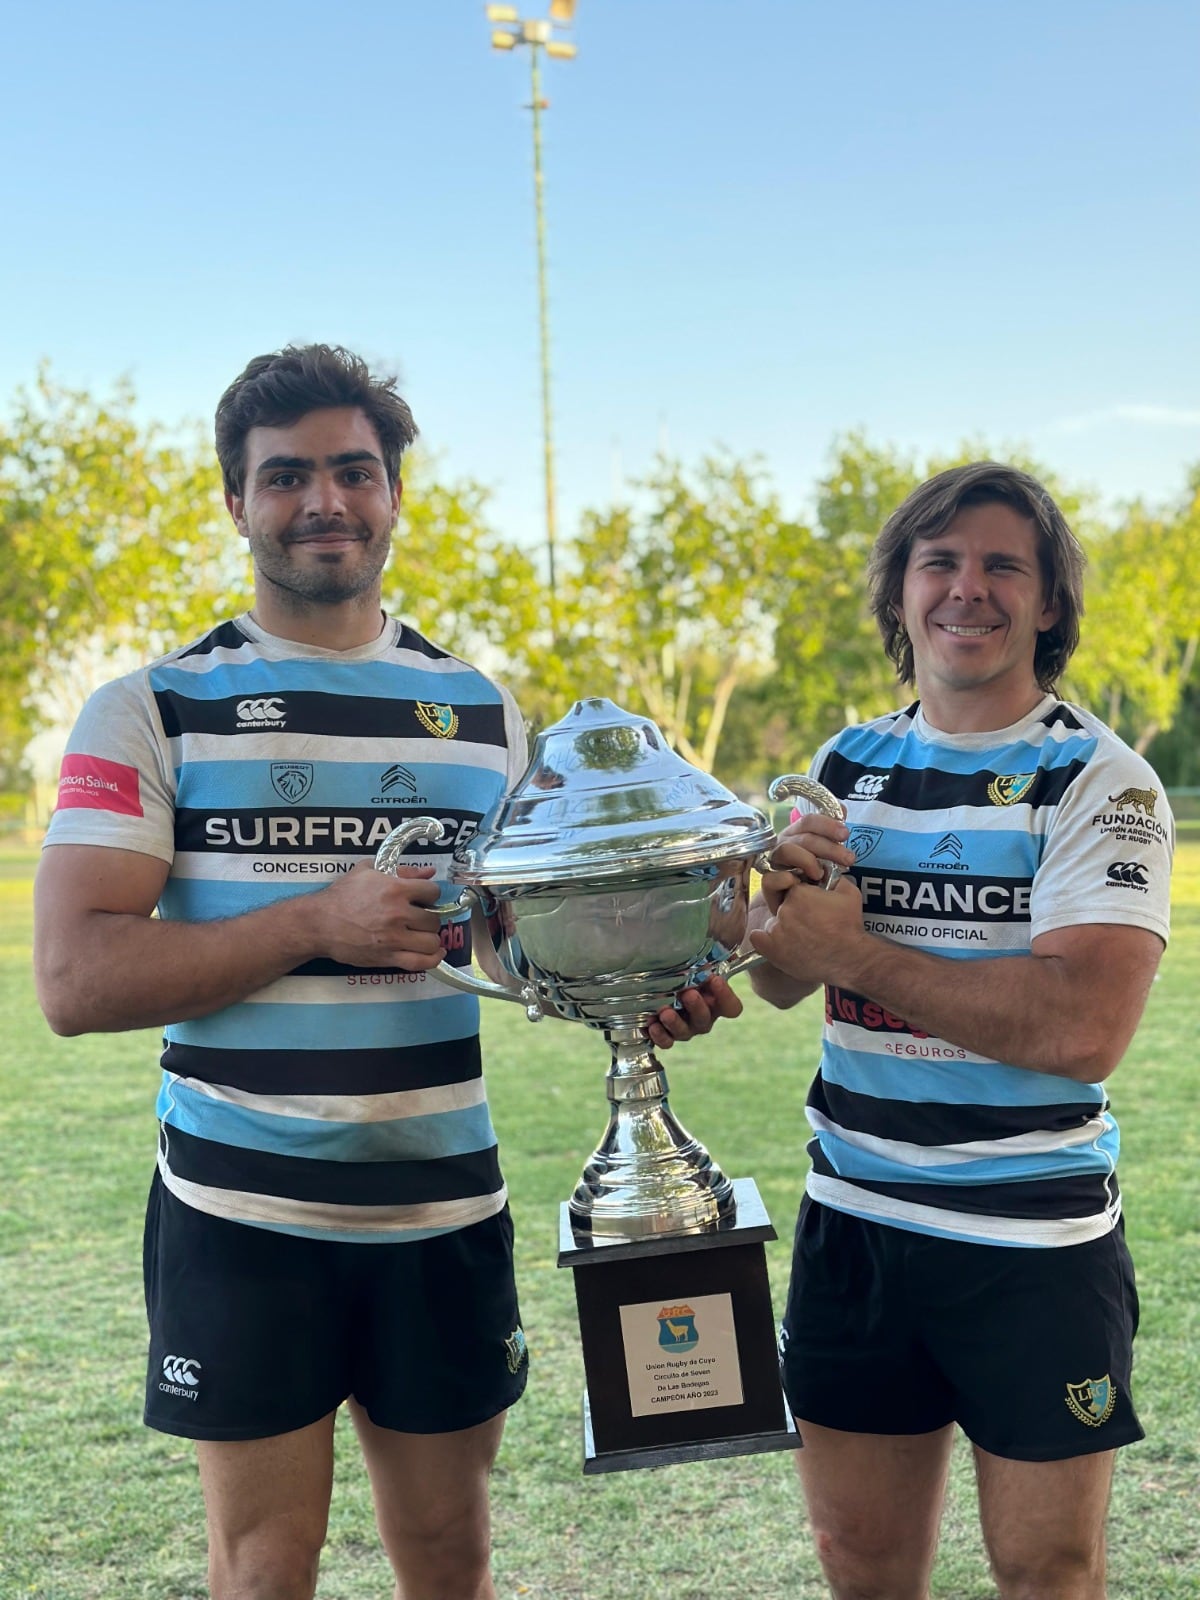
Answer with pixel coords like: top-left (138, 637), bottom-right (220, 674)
top-left (561, 454), bottom-right (816, 773)
top-left (384, 461), bottom-right (561, 724)
top-left (0, 370), bottom-right (243, 773)
top-left (1066, 469), bottom-right (1200, 754)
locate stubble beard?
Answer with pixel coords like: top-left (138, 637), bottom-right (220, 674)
top-left (252, 526), bottom-right (391, 608)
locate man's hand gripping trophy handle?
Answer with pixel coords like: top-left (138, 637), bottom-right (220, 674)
top-left (373, 819), bottom-right (545, 1021)
top-left (720, 773), bottom-right (846, 980)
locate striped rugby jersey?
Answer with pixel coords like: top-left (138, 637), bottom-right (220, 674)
top-left (802, 694), bottom-right (1172, 1248)
top-left (44, 613), bottom-right (528, 1243)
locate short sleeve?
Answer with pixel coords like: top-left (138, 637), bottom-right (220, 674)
top-left (42, 672), bottom-right (177, 864)
top-left (1031, 745), bottom-right (1172, 945)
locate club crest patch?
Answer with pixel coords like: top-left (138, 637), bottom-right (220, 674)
top-left (415, 702), bottom-right (460, 739)
top-left (1065, 1374), bottom-right (1116, 1427)
top-left (271, 762), bottom-right (314, 803)
top-left (987, 772), bottom-right (1036, 807)
top-left (657, 1304), bottom-right (699, 1350)
top-left (504, 1326), bottom-right (528, 1375)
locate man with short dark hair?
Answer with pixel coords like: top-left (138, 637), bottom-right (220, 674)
top-left (34, 345), bottom-right (529, 1599)
top-left (748, 463), bottom-right (1172, 1600)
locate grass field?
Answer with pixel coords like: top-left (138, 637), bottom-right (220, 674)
top-left (2, 844), bottom-right (1198, 1599)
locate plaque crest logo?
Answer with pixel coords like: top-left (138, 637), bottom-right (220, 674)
top-left (270, 762), bottom-right (313, 803)
top-left (657, 1304), bottom-right (699, 1350)
top-left (987, 772), bottom-right (1036, 807)
top-left (504, 1326), bottom-right (528, 1375)
top-left (416, 702), bottom-right (460, 739)
top-left (847, 826), bottom-right (883, 864)
top-left (1065, 1374), bottom-right (1116, 1427)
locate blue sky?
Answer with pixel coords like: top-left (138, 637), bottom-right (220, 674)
top-left (4, 0), bottom-right (1197, 559)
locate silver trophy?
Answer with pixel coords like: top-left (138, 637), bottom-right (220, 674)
top-left (375, 696), bottom-right (842, 1243)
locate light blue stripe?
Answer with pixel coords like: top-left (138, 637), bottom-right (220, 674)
top-left (150, 659), bottom-right (501, 705)
top-left (838, 726), bottom-right (1098, 779)
top-left (857, 831), bottom-right (1041, 875)
top-left (224, 1217), bottom-right (469, 1243)
top-left (160, 877), bottom-right (319, 920)
top-left (811, 1121), bottom-right (1118, 1187)
top-left (166, 993), bottom-right (479, 1051)
top-left (173, 759), bottom-right (507, 813)
top-left (820, 1042), bottom-right (1106, 1109)
top-left (158, 1079), bottom-right (497, 1162)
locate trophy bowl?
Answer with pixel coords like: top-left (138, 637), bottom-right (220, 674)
top-left (375, 697), bottom-right (841, 1242)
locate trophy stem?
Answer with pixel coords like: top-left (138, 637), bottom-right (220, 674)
top-left (568, 1029), bottom-right (737, 1240)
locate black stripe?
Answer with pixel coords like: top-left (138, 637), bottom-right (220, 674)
top-left (153, 689), bottom-right (506, 743)
top-left (824, 751), bottom-right (1091, 813)
top-left (808, 1075), bottom-right (1108, 1147)
top-left (396, 625), bottom-right (454, 661)
top-left (174, 805), bottom-right (485, 856)
top-left (176, 622), bottom-right (253, 660)
top-left (851, 870), bottom-right (1031, 923)
top-left (1041, 702), bottom-right (1085, 732)
top-left (162, 1123), bottom-right (502, 1206)
top-left (810, 1148), bottom-right (1118, 1220)
top-left (161, 1037), bottom-right (483, 1096)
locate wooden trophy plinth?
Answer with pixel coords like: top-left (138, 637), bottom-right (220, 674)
top-left (557, 1178), bottom-right (798, 1474)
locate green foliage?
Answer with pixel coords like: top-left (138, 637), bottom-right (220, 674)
top-left (0, 369), bottom-right (246, 766)
top-left (1067, 470), bottom-right (1200, 754)
top-left (560, 453), bottom-right (812, 771)
top-left (3, 363), bottom-right (1198, 789)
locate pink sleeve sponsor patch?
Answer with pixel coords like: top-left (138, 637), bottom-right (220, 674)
top-left (56, 754), bottom-right (144, 817)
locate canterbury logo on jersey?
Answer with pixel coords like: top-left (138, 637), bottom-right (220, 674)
top-left (850, 773), bottom-right (888, 800)
top-left (857, 871), bottom-right (1032, 920)
top-left (1106, 861), bottom-right (1150, 890)
top-left (202, 813), bottom-right (481, 850)
top-left (236, 697), bottom-right (286, 728)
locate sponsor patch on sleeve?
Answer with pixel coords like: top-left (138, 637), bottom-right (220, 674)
top-left (56, 754), bottom-right (144, 817)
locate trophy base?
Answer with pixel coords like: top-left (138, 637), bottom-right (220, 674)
top-left (581, 1389), bottom-right (798, 1474)
top-left (558, 1178), bottom-right (799, 1475)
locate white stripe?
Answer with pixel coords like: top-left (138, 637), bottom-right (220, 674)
top-left (170, 1073), bottom-right (487, 1123)
top-left (168, 851), bottom-right (468, 882)
top-left (158, 1153), bottom-right (506, 1234)
top-left (166, 732), bottom-right (510, 768)
top-left (806, 1172), bottom-right (1118, 1247)
top-left (245, 972), bottom-right (462, 1005)
top-left (807, 1106), bottom-right (1112, 1167)
top-left (825, 1018), bottom-right (993, 1065)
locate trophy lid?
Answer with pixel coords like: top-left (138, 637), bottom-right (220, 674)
top-left (452, 697), bottom-right (773, 886)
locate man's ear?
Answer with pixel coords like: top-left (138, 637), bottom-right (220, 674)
top-left (225, 489), bottom-right (248, 538)
top-left (393, 475), bottom-right (403, 520)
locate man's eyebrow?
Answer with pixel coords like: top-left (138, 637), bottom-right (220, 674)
top-left (254, 450), bottom-right (384, 477)
top-left (255, 454), bottom-right (315, 476)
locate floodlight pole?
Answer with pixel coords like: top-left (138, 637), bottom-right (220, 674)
top-left (528, 42), bottom-right (559, 613)
top-left (488, 4), bottom-right (576, 635)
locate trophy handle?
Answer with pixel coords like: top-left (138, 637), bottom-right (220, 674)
top-left (373, 819), bottom-right (546, 1021)
top-left (720, 773), bottom-right (847, 980)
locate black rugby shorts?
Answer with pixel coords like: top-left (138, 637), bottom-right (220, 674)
top-left (142, 1173), bottom-right (528, 1440)
top-left (779, 1196), bottom-right (1143, 1461)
